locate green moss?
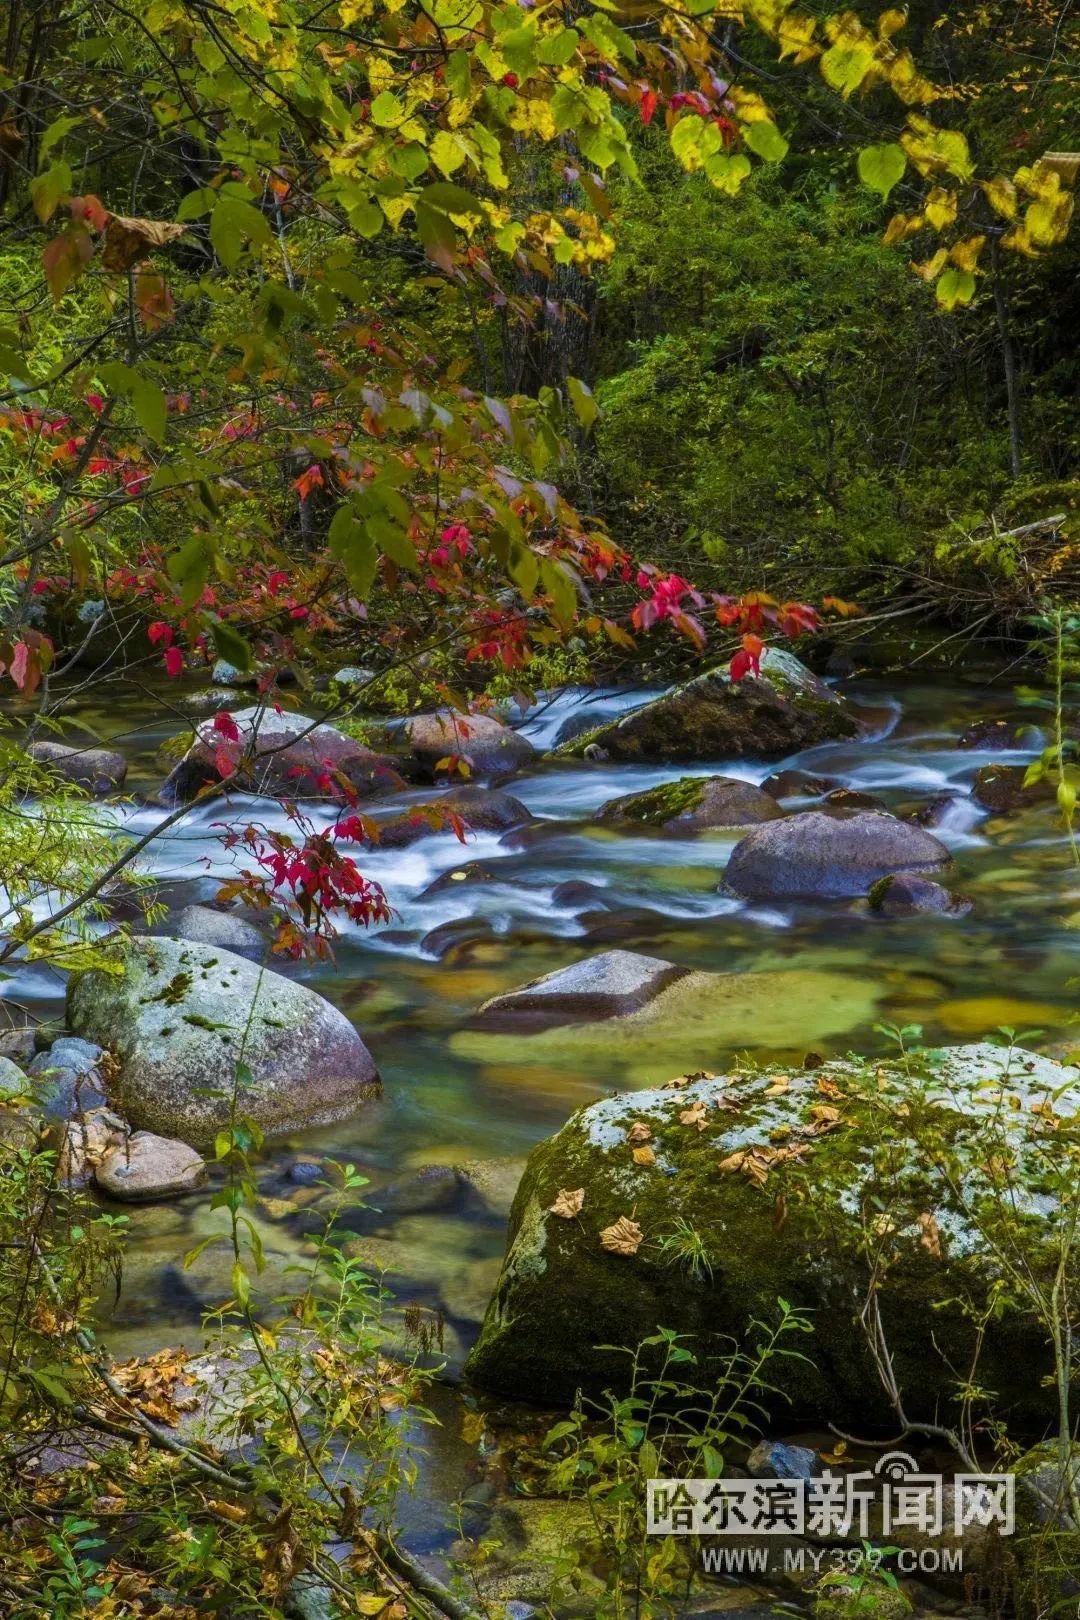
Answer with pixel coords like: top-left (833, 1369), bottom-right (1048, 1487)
top-left (603, 776), bottom-right (708, 825)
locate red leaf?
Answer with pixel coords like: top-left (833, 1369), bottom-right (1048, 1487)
top-left (164, 646), bottom-right (184, 677)
top-left (147, 620), bottom-right (174, 647)
top-left (213, 710), bottom-right (240, 742)
top-left (640, 88), bottom-right (658, 126)
top-left (10, 641), bottom-right (30, 691)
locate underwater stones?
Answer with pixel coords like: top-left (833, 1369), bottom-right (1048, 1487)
top-left (464, 1044), bottom-right (1076, 1421)
top-left (972, 763), bottom-right (1056, 813)
top-left (556, 649), bottom-right (858, 764)
top-left (160, 707), bottom-right (405, 803)
top-left (959, 717), bottom-right (1039, 750)
top-left (403, 709), bottom-right (536, 781)
top-left (724, 810), bottom-right (949, 900)
top-left (474, 950), bottom-right (686, 1028)
top-left (599, 774), bottom-right (781, 833)
top-left (95, 1131), bottom-right (208, 1201)
top-left (171, 904), bottom-right (268, 961)
top-left (376, 786), bottom-right (532, 848)
top-left (67, 937), bottom-right (380, 1148)
top-left (455, 967), bottom-right (881, 1089)
top-left (867, 872), bottom-right (971, 918)
top-left (27, 739), bottom-right (128, 794)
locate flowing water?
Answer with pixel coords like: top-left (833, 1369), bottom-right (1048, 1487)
top-left (8, 669), bottom-right (1080, 1556)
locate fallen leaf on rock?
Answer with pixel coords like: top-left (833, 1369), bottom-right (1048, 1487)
top-left (665, 1070), bottom-right (715, 1090)
top-left (679, 1101), bottom-right (708, 1131)
top-left (764, 1075), bottom-right (790, 1096)
top-left (816, 1076), bottom-right (844, 1099)
top-left (627, 1121), bottom-right (652, 1143)
top-left (718, 1150), bottom-right (747, 1174)
top-left (550, 1187), bottom-right (584, 1219)
top-left (632, 1145), bottom-right (656, 1166)
top-left (600, 1216), bottom-right (643, 1255)
top-left (917, 1211), bottom-right (942, 1259)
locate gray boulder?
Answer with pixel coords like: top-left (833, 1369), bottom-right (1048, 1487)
top-left (556, 649), bottom-right (858, 764)
top-left (161, 707), bottom-right (406, 804)
top-left (403, 709), bottom-right (536, 780)
top-left (95, 1131), bottom-right (208, 1201)
top-left (599, 775), bottom-right (781, 833)
top-left (172, 904), bottom-right (268, 961)
top-left (724, 810), bottom-right (949, 900)
top-left (28, 739), bottom-right (127, 794)
top-left (67, 937), bottom-right (380, 1148)
top-left (474, 950), bottom-right (686, 1029)
top-left (0, 1056), bottom-right (29, 1102)
top-left (29, 1037), bottom-right (107, 1117)
top-left (376, 786), bottom-right (532, 848)
top-left (464, 1044), bottom-right (1073, 1424)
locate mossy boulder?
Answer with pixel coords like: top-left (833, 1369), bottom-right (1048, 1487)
top-left (68, 937), bottom-right (380, 1148)
top-left (599, 774), bottom-right (781, 832)
top-left (555, 649), bottom-right (858, 764)
top-left (465, 1044), bottom-right (1073, 1427)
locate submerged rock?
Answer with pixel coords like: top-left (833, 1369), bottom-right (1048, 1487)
top-left (555, 649), bottom-right (858, 764)
top-left (403, 709), bottom-right (536, 780)
top-left (972, 763), bottom-right (1056, 813)
top-left (474, 950), bottom-right (686, 1028)
top-left (959, 717), bottom-right (1040, 750)
top-left (464, 1044), bottom-right (1074, 1422)
top-left (160, 707), bottom-right (405, 804)
top-left (27, 739), bottom-right (127, 794)
top-left (599, 775), bottom-right (781, 833)
top-left (95, 1131), bottom-right (208, 1201)
top-left (724, 810), bottom-right (949, 900)
top-left (867, 872), bottom-right (971, 917)
top-left (455, 966), bottom-right (882, 1090)
top-left (763, 769), bottom-right (841, 800)
top-left (67, 937), bottom-right (380, 1148)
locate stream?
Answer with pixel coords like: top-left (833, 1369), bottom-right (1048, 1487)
top-left (7, 666), bottom-right (1080, 1567)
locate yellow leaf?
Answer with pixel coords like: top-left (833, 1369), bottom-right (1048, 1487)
top-left (924, 186), bottom-right (957, 229)
top-left (632, 1144), bottom-right (657, 1166)
top-left (913, 246), bottom-right (948, 281)
top-left (916, 1211), bottom-right (942, 1258)
top-left (984, 175), bottom-right (1017, 220)
top-left (718, 1150), bottom-right (747, 1173)
top-left (600, 1215), bottom-right (643, 1255)
top-left (764, 1075), bottom-right (790, 1096)
top-left (949, 233), bottom-right (985, 273)
top-left (550, 1187), bottom-right (584, 1218)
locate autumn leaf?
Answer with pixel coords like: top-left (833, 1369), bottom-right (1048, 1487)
top-left (101, 213), bottom-right (185, 272)
top-left (550, 1187), bottom-right (584, 1219)
top-left (632, 1145), bottom-right (656, 1166)
top-left (600, 1215), bottom-right (643, 1255)
top-left (627, 1121), bottom-right (652, 1142)
top-left (718, 1149), bottom-right (747, 1174)
top-left (679, 1101), bottom-right (708, 1131)
top-left (764, 1075), bottom-right (790, 1096)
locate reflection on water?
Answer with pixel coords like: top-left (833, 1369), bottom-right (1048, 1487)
top-left (9, 671), bottom-right (1079, 1544)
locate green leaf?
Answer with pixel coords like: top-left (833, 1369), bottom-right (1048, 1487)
top-left (508, 543), bottom-right (539, 598)
top-left (130, 374), bottom-right (167, 444)
top-left (935, 267), bottom-right (976, 310)
top-left (39, 115), bottom-right (83, 163)
top-left (743, 120), bottom-right (788, 164)
top-left (209, 194), bottom-right (272, 270)
top-left (210, 619), bottom-right (253, 672)
top-left (566, 375), bottom-right (598, 433)
top-left (370, 91), bottom-right (403, 128)
top-left (541, 558), bottom-right (577, 626)
top-left (167, 534), bottom-right (214, 609)
top-left (857, 142), bottom-right (906, 199)
top-left (231, 1261), bottom-right (251, 1308)
top-left (329, 504), bottom-right (379, 597)
top-left (368, 515), bottom-right (418, 571)
top-left (30, 161), bottom-right (72, 223)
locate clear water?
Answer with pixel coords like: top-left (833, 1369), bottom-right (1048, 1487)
top-left (9, 670), bottom-right (1079, 1552)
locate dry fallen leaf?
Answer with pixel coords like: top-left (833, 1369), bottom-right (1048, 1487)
top-left (600, 1216), bottom-right (643, 1256)
top-left (632, 1144), bottom-right (656, 1167)
top-left (679, 1101), bottom-right (708, 1131)
top-left (550, 1187), bottom-right (584, 1219)
top-left (819, 1439), bottom-right (850, 1467)
top-left (101, 213), bottom-right (185, 272)
top-left (627, 1121), bottom-right (652, 1143)
top-left (718, 1150), bottom-right (747, 1174)
top-left (917, 1211), bottom-right (942, 1259)
top-left (764, 1075), bottom-right (790, 1096)
top-left (816, 1076), bottom-right (844, 1100)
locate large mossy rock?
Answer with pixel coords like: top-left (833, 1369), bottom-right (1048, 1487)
top-left (465, 1044), bottom-right (1073, 1425)
top-left (724, 809), bottom-right (949, 899)
top-left (556, 649), bottom-right (857, 764)
top-left (160, 707), bottom-right (405, 804)
top-left (68, 938), bottom-right (379, 1148)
